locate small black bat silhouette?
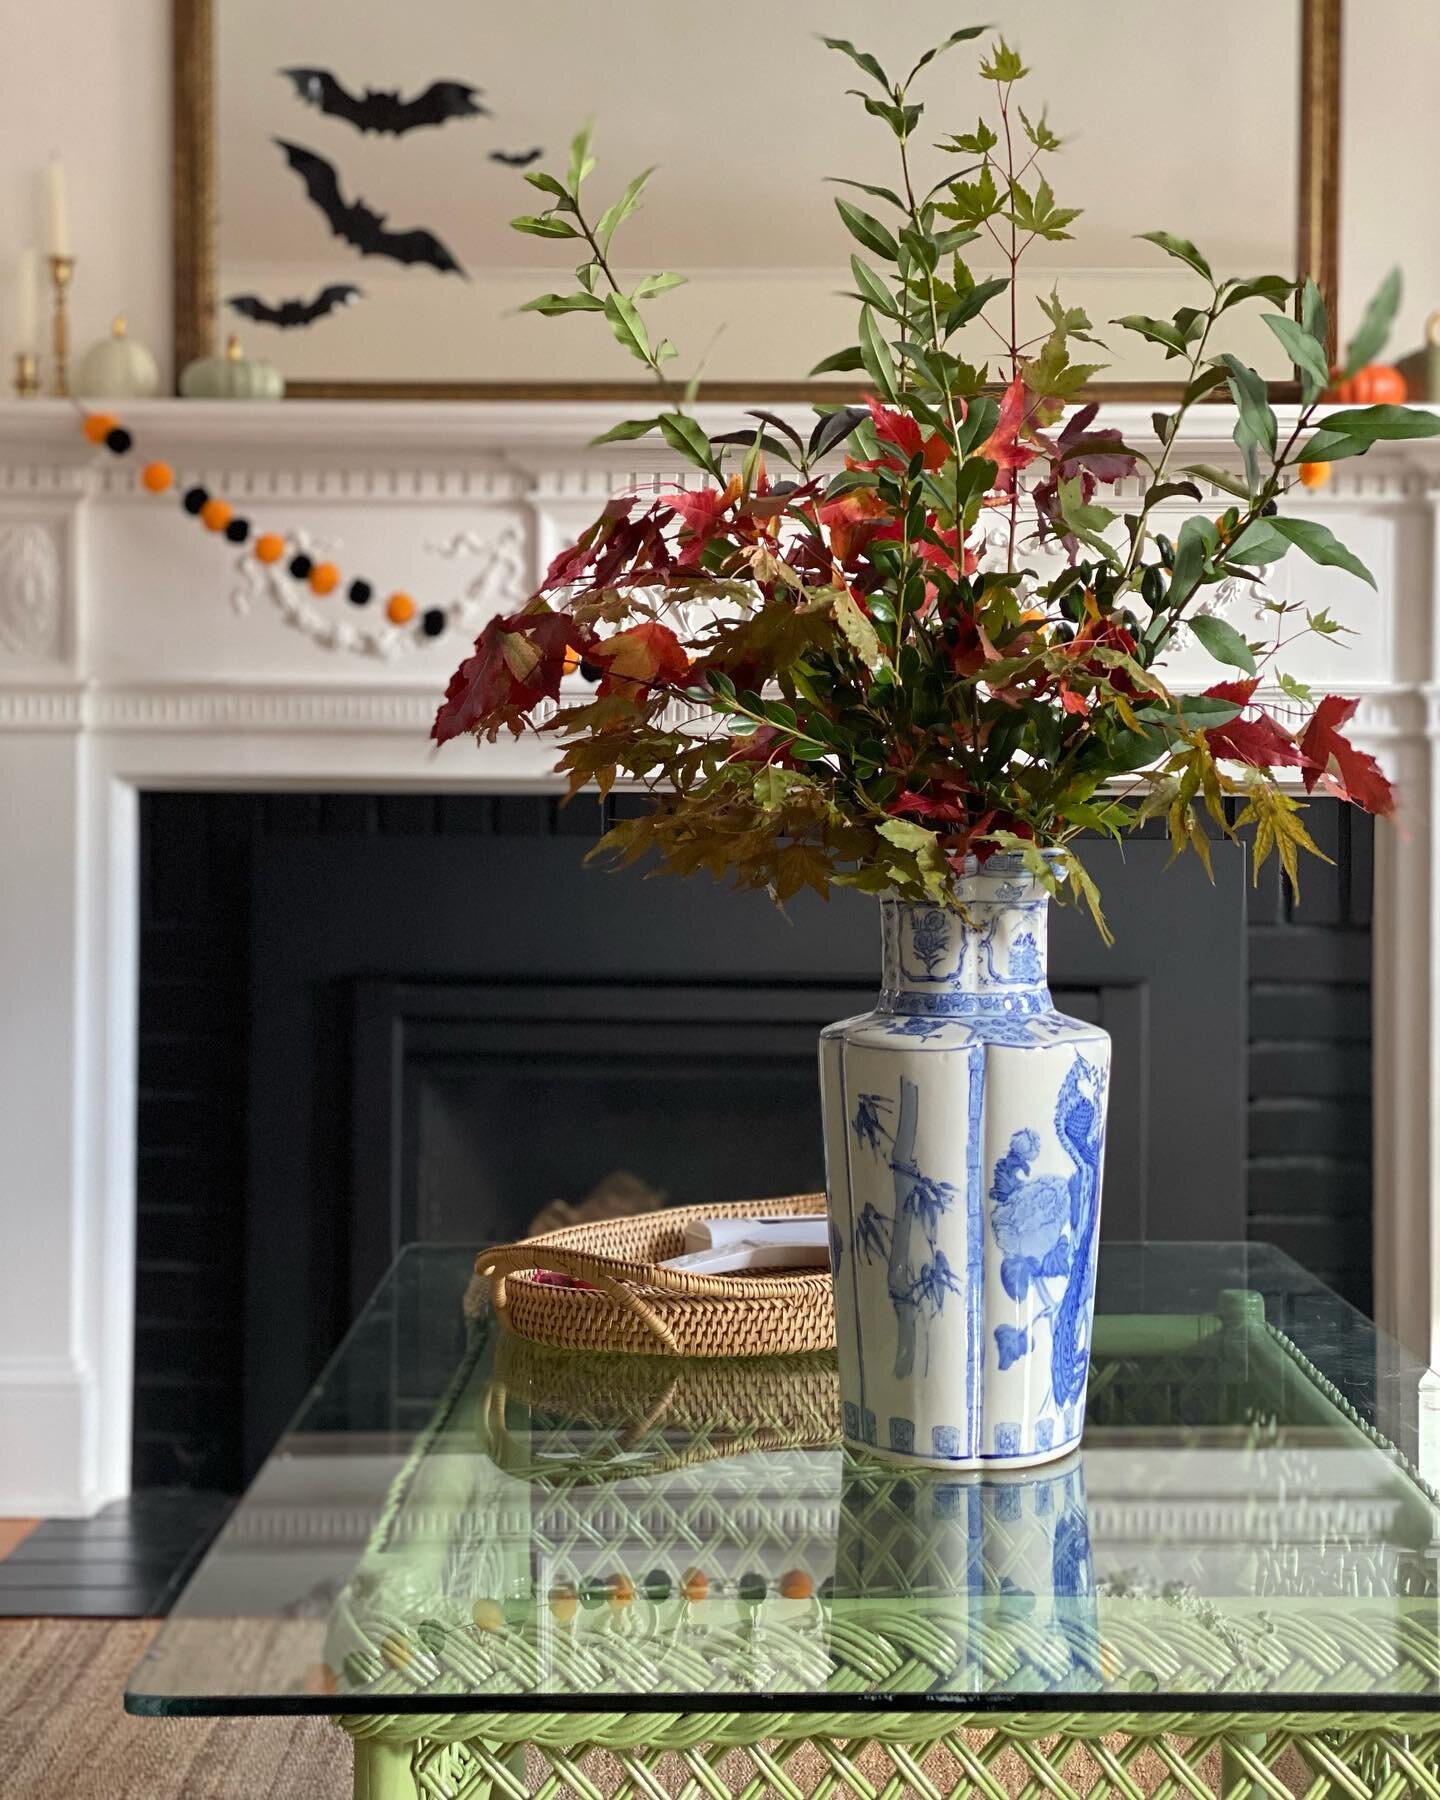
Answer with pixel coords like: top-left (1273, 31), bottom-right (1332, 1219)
top-left (227, 284), bottom-right (363, 329)
top-left (489, 148), bottom-right (544, 168)
top-left (274, 141), bottom-right (467, 278)
top-left (281, 68), bottom-right (486, 136)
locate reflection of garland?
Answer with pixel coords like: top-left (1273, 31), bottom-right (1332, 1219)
top-left (76, 406), bottom-right (450, 644)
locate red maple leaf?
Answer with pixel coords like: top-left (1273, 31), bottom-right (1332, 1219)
top-left (864, 396), bottom-right (950, 472)
top-left (885, 783), bottom-right (972, 824)
top-left (585, 619), bottom-right (690, 699)
top-left (817, 485), bottom-right (893, 564)
top-left (542, 496), bottom-right (639, 588)
top-left (660, 485), bottom-right (734, 566)
top-left (726, 724), bottom-right (797, 767)
top-left (432, 607), bottom-right (580, 743)
top-left (1201, 679), bottom-right (1305, 769)
top-left (978, 376), bottom-right (1037, 474)
top-left (1059, 683), bottom-right (1090, 716)
top-left (1298, 694), bottom-right (1396, 815)
top-left (915, 526), bottom-right (980, 578)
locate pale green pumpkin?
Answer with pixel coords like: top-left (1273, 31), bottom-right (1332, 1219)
top-left (76, 315), bottom-right (160, 400)
top-left (179, 335), bottom-right (285, 401)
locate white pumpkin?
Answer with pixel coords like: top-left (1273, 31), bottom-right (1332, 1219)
top-left (179, 335), bottom-right (285, 401)
top-left (76, 316), bottom-right (160, 400)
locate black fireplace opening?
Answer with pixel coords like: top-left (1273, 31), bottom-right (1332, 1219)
top-left (134, 792), bottom-right (1374, 1492)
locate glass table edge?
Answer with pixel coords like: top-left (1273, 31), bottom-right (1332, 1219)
top-left (125, 1241), bottom-right (1440, 1718)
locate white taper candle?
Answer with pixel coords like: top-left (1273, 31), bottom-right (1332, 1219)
top-left (47, 157), bottom-right (70, 258)
top-left (16, 249), bottom-right (38, 352)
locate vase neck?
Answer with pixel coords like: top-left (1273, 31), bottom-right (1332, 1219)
top-left (878, 867), bottom-right (1052, 1016)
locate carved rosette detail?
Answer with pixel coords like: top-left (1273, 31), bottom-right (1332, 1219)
top-left (0, 523), bottom-right (61, 659)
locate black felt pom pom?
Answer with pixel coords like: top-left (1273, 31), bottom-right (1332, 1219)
top-left (182, 486), bottom-right (208, 515)
top-left (737, 1572), bottom-right (767, 1604)
top-left (347, 579), bottom-right (373, 606)
top-left (104, 427), bottom-right (133, 455)
top-left (225, 518), bottom-right (250, 544)
top-left (421, 608), bottom-right (446, 638)
top-left (579, 660), bottom-right (602, 683)
top-left (288, 553), bottom-right (313, 581)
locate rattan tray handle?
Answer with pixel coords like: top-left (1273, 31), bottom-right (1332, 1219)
top-left (477, 1233), bottom-right (820, 1356)
top-left (478, 1242), bottom-right (686, 1352)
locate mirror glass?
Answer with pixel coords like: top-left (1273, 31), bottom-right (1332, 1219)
top-left (214, 0), bottom-right (1299, 391)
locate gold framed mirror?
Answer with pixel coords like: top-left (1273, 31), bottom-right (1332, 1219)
top-left (173, 0), bottom-right (1340, 402)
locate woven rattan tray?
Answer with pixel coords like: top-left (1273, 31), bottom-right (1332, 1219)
top-left (475, 1195), bottom-right (835, 1357)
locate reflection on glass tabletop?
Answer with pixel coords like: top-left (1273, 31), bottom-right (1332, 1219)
top-left (126, 1243), bottom-right (1440, 1719)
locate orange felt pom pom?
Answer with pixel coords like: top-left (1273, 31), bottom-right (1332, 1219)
top-left (83, 413), bottom-right (118, 445)
top-left (141, 461), bottom-right (174, 494)
top-left (681, 1567), bottom-right (709, 1603)
top-left (309, 561), bottom-right (340, 596)
top-left (1298, 460), bottom-right (1332, 489)
top-left (254, 533), bottom-right (286, 564)
top-left (779, 1569), bottom-right (814, 1600)
top-left (386, 591), bottom-right (416, 625)
top-left (561, 642), bottom-right (582, 675)
top-left (200, 498), bottom-right (233, 532)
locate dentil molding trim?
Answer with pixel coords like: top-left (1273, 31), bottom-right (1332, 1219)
top-left (1, 682), bottom-right (1426, 743)
top-left (3, 399), bottom-right (1440, 501)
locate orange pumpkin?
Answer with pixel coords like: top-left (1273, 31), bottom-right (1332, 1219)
top-left (1325, 363), bottom-right (1407, 404)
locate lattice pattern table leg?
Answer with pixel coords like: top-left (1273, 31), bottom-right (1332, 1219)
top-left (353, 1737), bottom-right (419, 1800)
top-left (343, 1718), bottom-right (1440, 1800)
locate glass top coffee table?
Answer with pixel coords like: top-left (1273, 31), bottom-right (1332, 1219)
top-left (127, 1243), bottom-right (1440, 1798)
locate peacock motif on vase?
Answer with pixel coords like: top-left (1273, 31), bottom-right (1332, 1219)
top-left (988, 1055), bottom-right (1108, 1412)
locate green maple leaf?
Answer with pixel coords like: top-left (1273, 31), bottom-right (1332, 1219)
top-left (1006, 176), bottom-right (1082, 242)
top-left (1019, 106), bottom-right (1062, 151)
top-left (938, 118), bottom-right (999, 155)
top-left (938, 165), bottom-right (1002, 228)
top-left (1038, 286), bottom-right (1107, 348)
top-left (1023, 333), bottom-right (1103, 401)
top-left (980, 37), bottom-right (1029, 82)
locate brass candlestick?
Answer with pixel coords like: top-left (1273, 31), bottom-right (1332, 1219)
top-left (12, 352), bottom-right (38, 398)
top-left (47, 254), bottom-right (75, 397)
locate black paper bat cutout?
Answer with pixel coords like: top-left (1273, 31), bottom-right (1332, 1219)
top-left (281, 68), bottom-right (486, 136)
top-left (227, 284), bottom-right (363, 328)
top-left (489, 148), bottom-right (544, 168)
top-left (274, 141), bottom-right (467, 278)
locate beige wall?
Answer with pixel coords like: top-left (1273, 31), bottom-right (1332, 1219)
top-left (1, 1), bottom-right (1437, 390)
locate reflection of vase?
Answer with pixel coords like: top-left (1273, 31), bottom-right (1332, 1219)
top-left (836, 1451), bottom-right (1101, 1694)
top-left (819, 858), bottom-right (1110, 1468)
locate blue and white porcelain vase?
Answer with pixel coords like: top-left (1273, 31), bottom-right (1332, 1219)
top-left (819, 855), bottom-right (1110, 1469)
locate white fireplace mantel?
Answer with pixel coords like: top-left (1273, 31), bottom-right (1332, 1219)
top-left (0, 396), bottom-right (1437, 1515)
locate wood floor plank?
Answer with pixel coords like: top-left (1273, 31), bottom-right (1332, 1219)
top-left (0, 1520), bottom-right (38, 1561)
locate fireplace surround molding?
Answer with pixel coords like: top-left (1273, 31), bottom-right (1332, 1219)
top-left (0, 396), bottom-right (1434, 1514)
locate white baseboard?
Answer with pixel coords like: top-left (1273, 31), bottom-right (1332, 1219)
top-left (0, 1357), bottom-right (111, 1517)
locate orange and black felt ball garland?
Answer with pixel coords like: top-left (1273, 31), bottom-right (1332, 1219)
top-left (80, 410), bottom-right (447, 639)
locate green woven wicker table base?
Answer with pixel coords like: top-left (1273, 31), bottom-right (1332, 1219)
top-left (125, 1248), bottom-right (1440, 1800)
top-left (340, 1708), bottom-right (1440, 1799)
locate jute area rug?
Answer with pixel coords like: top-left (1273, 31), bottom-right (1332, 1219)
top-left (0, 1619), bottom-right (349, 1799)
top-left (1, 1616), bottom-right (1312, 1799)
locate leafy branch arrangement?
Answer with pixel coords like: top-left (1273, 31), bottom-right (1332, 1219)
top-left (433, 27), bottom-right (1440, 932)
